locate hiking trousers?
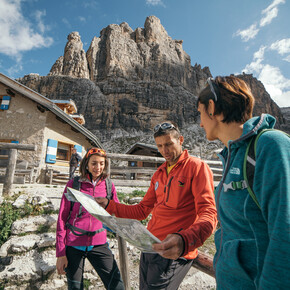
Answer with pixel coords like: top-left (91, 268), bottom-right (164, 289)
top-left (65, 244), bottom-right (124, 290)
top-left (69, 165), bottom-right (77, 180)
top-left (139, 252), bottom-right (193, 290)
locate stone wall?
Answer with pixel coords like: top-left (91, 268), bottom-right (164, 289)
top-left (0, 83), bottom-right (46, 167)
top-left (0, 82), bottom-right (95, 183)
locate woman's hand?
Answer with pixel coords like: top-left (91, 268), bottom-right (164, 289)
top-left (95, 197), bottom-right (109, 208)
top-left (56, 256), bottom-right (68, 275)
top-left (152, 234), bottom-right (184, 260)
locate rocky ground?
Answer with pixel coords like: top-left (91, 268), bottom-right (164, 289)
top-left (0, 184), bottom-right (216, 289)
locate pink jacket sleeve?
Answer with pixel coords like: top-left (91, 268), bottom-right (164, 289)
top-left (56, 180), bottom-right (73, 257)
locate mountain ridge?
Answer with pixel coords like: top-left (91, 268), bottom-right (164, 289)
top-left (17, 15), bottom-right (288, 152)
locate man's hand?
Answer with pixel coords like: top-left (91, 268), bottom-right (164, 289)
top-left (152, 234), bottom-right (184, 260)
top-left (95, 197), bottom-right (109, 208)
top-left (56, 256), bottom-right (68, 275)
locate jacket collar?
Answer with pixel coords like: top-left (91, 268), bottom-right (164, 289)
top-left (158, 149), bottom-right (189, 172)
top-left (218, 113), bottom-right (276, 156)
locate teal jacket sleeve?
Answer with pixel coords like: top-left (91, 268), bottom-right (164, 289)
top-left (254, 130), bottom-right (290, 289)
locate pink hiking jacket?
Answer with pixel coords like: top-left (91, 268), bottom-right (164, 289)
top-left (56, 177), bottom-right (119, 257)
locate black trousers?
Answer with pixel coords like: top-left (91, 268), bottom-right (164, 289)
top-left (65, 244), bottom-right (124, 290)
top-left (139, 253), bottom-right (193, 290)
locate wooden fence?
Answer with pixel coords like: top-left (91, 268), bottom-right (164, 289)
top-left (0, 143), bottom-right (37, 196)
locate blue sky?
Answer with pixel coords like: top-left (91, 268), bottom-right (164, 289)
top-left (0, 0), bottom-right (289, 107)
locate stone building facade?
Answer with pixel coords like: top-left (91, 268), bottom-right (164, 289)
top-left (0, 73), bottom-right (102, 183)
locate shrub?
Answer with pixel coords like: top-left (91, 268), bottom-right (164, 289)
top-left (0, 202), bottom-right (20, 247)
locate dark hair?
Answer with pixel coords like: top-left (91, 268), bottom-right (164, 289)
top-left (153, 121), bottom-right (181, 139)
top-left (79, 148), bottom-right (108, 180)
top-left (197, 75), bottom-right (255, 123)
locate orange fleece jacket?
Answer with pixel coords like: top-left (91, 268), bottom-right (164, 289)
top-left (106, 150), bottom-right (217, 259)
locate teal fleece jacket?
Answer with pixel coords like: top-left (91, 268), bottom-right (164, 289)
top-left (214, 114), bottom-right (290, 289)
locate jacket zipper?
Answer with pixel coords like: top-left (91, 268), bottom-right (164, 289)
top-left (164, 176), bottom-right (174, 202)
top-left (214, 128), bottom-right (258, 268)
top-left (88, 181), bottom-right (98, 246)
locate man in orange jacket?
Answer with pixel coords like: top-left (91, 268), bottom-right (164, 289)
top-left (97, 122), bottom-right (217, 289)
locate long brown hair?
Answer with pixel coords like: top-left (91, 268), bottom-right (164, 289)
top-left (79, 148), bottom-right (108, 179)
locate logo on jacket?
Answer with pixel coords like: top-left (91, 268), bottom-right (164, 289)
top-left (229, 167), bottom-right (240, 175)
top-left (178, 181), bottom-right (185, 187)
top-left (155, 181), bottom-right (159, 191)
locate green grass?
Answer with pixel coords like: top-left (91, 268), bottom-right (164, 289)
top-left (199, 231), bottom-right (216, 257)
top-left (0, 202), bottom-right (20, 246)
top-left (0, 196), bottom-right (57, 247)
top-left (83, 278), bottom-right (91, 289)
top-left (117, 189), bottom-right (146, 203)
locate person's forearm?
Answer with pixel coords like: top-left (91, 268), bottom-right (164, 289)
top-left (106, 199), bottom-right (151, 220)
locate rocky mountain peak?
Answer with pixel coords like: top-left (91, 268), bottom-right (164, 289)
top-left (144, 15), bottom-right (169, 43)
top-left (49, 16), bottom-right (205, 92)
top-left (49, 31), bottom-right (89, 79)
top-left (18, 16), bottom-right (288, 151)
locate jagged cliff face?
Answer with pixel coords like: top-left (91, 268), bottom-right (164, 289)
top-left (18, 15), bottom-right (287, 145)
top-left (48, 16), bottom-right (209, 91)
top-left (19, 16), bottom-right (211, 140)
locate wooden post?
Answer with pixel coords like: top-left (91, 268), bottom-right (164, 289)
top-left (2, 149), bottom-right (17, 196)
top-left (49, 169), bottom-right (53, 185)
top-left (191, 252), bottom-right (215, 278)
top-left (117, 235), bottom-right (130, 290)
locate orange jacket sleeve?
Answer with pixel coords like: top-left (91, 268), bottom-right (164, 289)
top-left (106, 179), bottom-right (157, 220)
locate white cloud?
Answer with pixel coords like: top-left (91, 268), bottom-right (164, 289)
top-left (270, 38), bottom-right (290, 55)
top-left (83, 0), bottom-right (99, 10)
top-left (62, 18), bottom-right (71, 28)
top-left (146, 0), bottom-right (165, 7)
top-left (34, 10), bottom-right (49, 34)
top-left (234, 0), bottom-right (285, 42)
top-left (242, 46), bottom-right (290, 107)
top-left (0, 0), bottom-right (53, 58)
top-left (283, 55), bottom-right (290, 63)
top-left (234, 24), bottom-right (259, 42)
top-left (7, 63), bottom-right (23, 76)
top-left (253, 45), bottom-right (266, 61)
top-left (270, 38), bottom-right (290, 64)
top-left (260, 0), bottom-right (285, 26)
top-left (243, 46), bottom-right (266, 74)
top-left (262, 0), bottom-right (285, 13)
top-left (79, 16), bottom-right (86, 23)
top-left (260, 7), bottom-right (278, 27)
top-left (259, 64), bottom-right (290, 107)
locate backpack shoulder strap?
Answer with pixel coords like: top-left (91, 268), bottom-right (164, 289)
top-left (243, 128), bottom-right (278, 210)
top-left (105, 178), bottom-right (113, 200)
top-left (72, 175), bottom-right (81, 190)
top-left (67, 176), bottom-right (82, 220)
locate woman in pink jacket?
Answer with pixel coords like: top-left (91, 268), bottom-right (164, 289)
top-left (56, 148), bottom-right (124, 290)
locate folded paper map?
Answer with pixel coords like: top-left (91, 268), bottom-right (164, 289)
top-left (65, 187), bottom-right (161, 252)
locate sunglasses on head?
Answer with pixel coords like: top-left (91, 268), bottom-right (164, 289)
top-left (206, 77), bottom-right (219, 102)
top-left (86, 148), bottom-right (106, 158)
top-left (153, 122), bottom-right (178, 134)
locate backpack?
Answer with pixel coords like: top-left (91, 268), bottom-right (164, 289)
top-left (65, 176), bottom-right (113, 236)
top-left (243, 129), bottom-right (289, 209)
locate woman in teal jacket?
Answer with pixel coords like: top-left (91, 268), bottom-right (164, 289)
top-left (197, 75), bottom-right (290, 289)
